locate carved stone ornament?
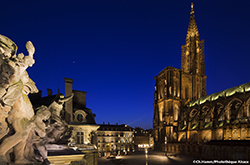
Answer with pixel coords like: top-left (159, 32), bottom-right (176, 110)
top-left (0, 34), bottom-right (53, 165)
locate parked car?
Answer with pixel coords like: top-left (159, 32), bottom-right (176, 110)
top-left (106, 155), bottom-right (116, 159)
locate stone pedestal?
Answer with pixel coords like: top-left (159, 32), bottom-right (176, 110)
top-left (47, 148), bottom-right (98, 165)
top-left (48, 155), bottom-right (85, 165)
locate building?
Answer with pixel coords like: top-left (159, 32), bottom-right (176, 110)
top-left (134, 128), bottom-right (154, 149)
top-left (64, 78), bottom-right (100, 150)
top-left (30, 78), bottom-right (100, 164)
top-left (153, 2), bottom-right (206, 151)
top-left (153, 3), bottom-right (250, 160)
top-left (96, 123), bottom-right (134, 157)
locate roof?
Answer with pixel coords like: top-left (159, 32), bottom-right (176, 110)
top-left (188, 81), bottom-right (250, 107)
top-left (29, 91), bottom-right (58, 108)
top-left (158, 66), bottom-right (181, 76)
top-left (98, 124), bottom-right (133, 131)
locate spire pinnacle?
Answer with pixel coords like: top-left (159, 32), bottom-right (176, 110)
top-left (182, 3), bottom-right (204, 76)
top-left (190, 2), bottom-right (194, 15)
top-left (186, 2), bottom-right (199, 39)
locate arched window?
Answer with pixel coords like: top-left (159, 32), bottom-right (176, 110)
top-left (159, 108), bottom-right (163, 122)
top-left (197, 84), bottom-right (201, 98)
top-left (160, 82), bottom-right (164, 98)
top-left (243, 105), bottom-right (247, 117)
top-left (213, 148), bottom-right (218, 157)
top-left (190, 109), bottom-right (198, 124)
top-left (223, 148), bottom-right (229, 159)
top-left (173, 105), bottom-right (179, 121)
top-left (248, 103), bottom-right (250, 117)
top-left (74, 110), bottom-right (87, 123)
top-left (205, 113), bottom-right (211, 123)
top-left (203, 132), bottom-right (211, 142)
top-left (242, 129), bottom-right (246, 140)
top-left (174, 81), bottom-right (177, 97)
top-left (226, 130), bottom-right (230, 140)
top-left (227, 98), bottom-right (242, 120)
top-left (237, 109), bottom-right (243, 118)
top-left (185, 86), bottom-right (189, 100)
top-left (232, 129), bottom-right (238, 140)
top-left (77, 132), bottom-right (84, 144)
top-left (190, 109), bottom-right (197, 118)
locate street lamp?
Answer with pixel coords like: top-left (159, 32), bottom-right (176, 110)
top-left (144, 144), bottom-right (149, 165)
top-left (165, 136), bottom-right (168, 157)
top-left (138, 144), bottom-right (150, 165)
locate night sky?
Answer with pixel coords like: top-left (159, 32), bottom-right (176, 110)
top-left (1, 0), bottom-right (250, 129)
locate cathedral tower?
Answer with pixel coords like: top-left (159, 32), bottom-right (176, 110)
top-left (181, 3), bottom-right (206, 100)
top-left (153, 3), bottom-right (207, 151)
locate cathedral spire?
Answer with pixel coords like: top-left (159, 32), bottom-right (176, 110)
top-left (181, 2), bottom-right (205, 77)
top-left (186, 2), bottom-right (199, 40)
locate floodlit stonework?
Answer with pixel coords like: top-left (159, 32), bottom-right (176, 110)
top-left (134, 128), bottom-right (154, 149)
top-left (30, 78), bottom-right (100, 165)
top-left (0, 34), bottom-right (42, 164)
top-left (96, 123), bottom-right (134, 157)
top-left (63, 78), bottom-right (100, 153)
top-left (153, 3), bottom-right (250, 160)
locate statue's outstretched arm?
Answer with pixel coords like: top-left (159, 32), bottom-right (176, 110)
top-left (23, 41), bottom-right (35, 67)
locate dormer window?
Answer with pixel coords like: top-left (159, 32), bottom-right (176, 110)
top-left (74, 110), bottom-right (87, 123)
top-left (77, 114), bottom-right (83, 122)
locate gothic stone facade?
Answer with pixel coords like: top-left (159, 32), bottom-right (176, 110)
top-left (153, 4), bottom-right (250, 160)
top-left (175, 83), bottom-right (250, 159)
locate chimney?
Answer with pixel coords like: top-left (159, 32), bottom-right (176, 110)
top-left (47, 88), bottom-right (52, 96)
top-left (64, 78), bottom-right (73, 122)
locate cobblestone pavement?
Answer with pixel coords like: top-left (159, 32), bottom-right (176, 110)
top-left (98, 150), bottom-right (198, 165)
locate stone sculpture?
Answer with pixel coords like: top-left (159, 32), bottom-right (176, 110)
top-left (0, 34), bottom-right (75, 165)
top-left (0, 34), bottom-right (39, 164)
top-left (46, 93), bottom-right (73, 144)
top-left (24, 105), bottom-right (51, 164)
top-left (23, 94), bottom-right (73, 165)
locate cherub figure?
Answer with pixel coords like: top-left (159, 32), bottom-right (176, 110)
top-left (24, 106), bottom-right (51, 164)
top-left (0, 105), bottom-right (51, 164)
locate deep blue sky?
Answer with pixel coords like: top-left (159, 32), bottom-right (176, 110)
top-left (1, 0), bottom-right (250, 129)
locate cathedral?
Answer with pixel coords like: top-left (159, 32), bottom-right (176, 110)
top-left (153, 3), bottom-right (250, 160)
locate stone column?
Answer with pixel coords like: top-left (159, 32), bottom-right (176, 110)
top-left (229, 127), bottom-right (232, 140)
top-left (238, 127), bottom-right (241, 140)
top-left (247, 126), bottom-right (250, 140)
top-left (224, 128), bottom-right (227, 140)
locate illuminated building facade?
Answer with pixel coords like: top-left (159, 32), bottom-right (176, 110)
top-left (153, 3), bottom-right (250, 159)
top-left (134, 128), bottom-right (154, 149)
top-left (64, 78), bottom-right (100, 149)
top-left (96, 123), bottom-right (134, 157)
